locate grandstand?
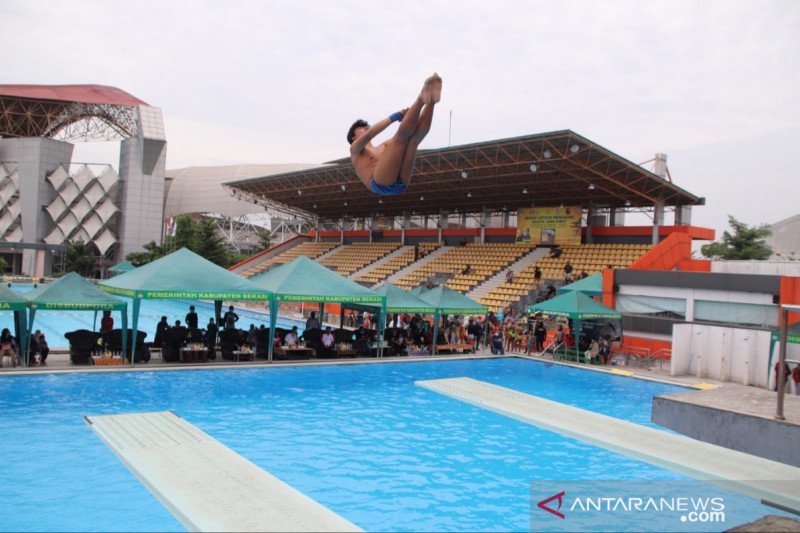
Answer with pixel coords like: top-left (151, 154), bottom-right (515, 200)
top-left (319, 242), bottom-right (401, 277)
top-left (477, 243), bottom-right (653, 312)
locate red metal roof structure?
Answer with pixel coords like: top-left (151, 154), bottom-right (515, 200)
top-left (0, 84), bottom-right (148, 140)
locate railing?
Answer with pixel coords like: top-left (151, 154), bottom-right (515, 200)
top-left (652, 347), bottom-right (672, 371)
top-left (612, 344), bottom-right (655, 369)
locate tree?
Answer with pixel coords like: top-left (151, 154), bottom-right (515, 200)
top-left (701, 216), bottom-right (772, 260)
top-left (126, 240), bottom-right (168, 266)
top-left (192, 218), bottom-right (229, 266)
top-left (64, 239), bottom-right (98, 276)
top-left (255, 227), bottom-right (274, 250)
top-left (125, 215), bottom-right (235, 268)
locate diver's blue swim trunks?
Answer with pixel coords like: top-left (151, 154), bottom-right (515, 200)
top-left (370, 176), bottom-right (407, 196)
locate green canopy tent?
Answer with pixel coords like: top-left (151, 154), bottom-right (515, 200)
top-left (557, 273), bottom-right (602, 297)
top-left (408, 285), bottom-right (431, 298)
top-left (372, 283), bottom-right (436, 331)
top-left (108, 260), bottom-right (136, 276)
top-left (0, 284), bottom-right (29, 363)
top-left (24, 272), bottom-right (128, 365)
top-left (250, 256), bottom-right (385, 361)
top-left (98, 248), bottom-right (271, 363)
top-left (418, 285), bottom-right (488, 354)
top-left (528, 290), bottom-right (622, 361)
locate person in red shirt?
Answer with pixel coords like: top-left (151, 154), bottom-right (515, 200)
top-left (100, 310), bottom-right (114, 332)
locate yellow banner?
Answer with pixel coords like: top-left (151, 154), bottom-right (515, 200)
top-left (516, 206), bottom-right (582, 245)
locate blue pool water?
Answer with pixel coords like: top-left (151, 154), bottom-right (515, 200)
top-left (4, 284), bottom-right (301, 347)
top-left (0, 358), bottom-right (786, 532)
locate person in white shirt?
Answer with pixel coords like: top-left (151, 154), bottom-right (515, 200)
top-left (284, 326), bottom-right (299, 347)
top-left (321, 326), bottom-right (336, 357)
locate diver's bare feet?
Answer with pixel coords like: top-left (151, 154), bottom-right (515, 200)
top-left (421, 74), bottom-right (438, 105)
top-left (431, 73), bottom-right (442, 104)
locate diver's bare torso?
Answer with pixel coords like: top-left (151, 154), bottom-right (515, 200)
top-left (351, 142), bottom-right (385, 189)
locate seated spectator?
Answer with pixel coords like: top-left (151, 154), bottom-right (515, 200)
top-left (284, 326), bottom-right (300, 347)
top-left (490, 329), bottom-right (505, 355)
top-left (353, 326), bottom-right (372, 357)
top-left (1, 328), bottom-right (18, 366)
top-left (320, 326), bottom-right (336, 357)
top-left (533, 266), bottom-right (542, 281)
top-left (505, 269), bottom-right (515, 283)
top-left (585, 339), bottom-right (600, 362)
top-left (389, 330), bottom-right (407, 356)
top-left (462, 264), bottom-right (472, 275)
top-left (598, 335), bottom-right (612, 364)
top-left (246, 324), bottom-right (257, 347)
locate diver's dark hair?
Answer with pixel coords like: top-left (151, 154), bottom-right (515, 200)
top-left (347, 119), bottom-right (369, 144)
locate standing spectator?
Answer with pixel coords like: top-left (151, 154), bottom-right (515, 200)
top-left (306, 311), bottom-right (321, 330)
top-left (598, 335), bottom-right (612, 364)
top-left (185, 305), bottom-right (199, 329)
top-left (223, 305), bottom-right (239, 330)
top-left (37, 332), bottom-right (49, 365)
top-left (505, 269), bottom-right (515, 283)
top-left (535, 320), bottom-right (547, 353)
top-left (154, 316), bottom-right (170, 347)
top-left (100, 310), bottom-right (114, 333)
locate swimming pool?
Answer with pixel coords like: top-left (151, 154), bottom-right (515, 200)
top-left (5, 284), bottom-right (302, 348)
top-left (0, 358), bottom-right (786, 531)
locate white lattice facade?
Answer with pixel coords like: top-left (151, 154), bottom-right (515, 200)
top-left (42, 164), bottom-right (121, 254)
top-left (0, 104), bottom-right (167, 277)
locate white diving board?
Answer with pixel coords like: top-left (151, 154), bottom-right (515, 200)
top-left (416, 377), bottom-right (800, 513)
top-left (85, 411), bottom-right (361, 533)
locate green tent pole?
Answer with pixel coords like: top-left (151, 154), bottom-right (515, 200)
top-left (268, 299), bottom-right (278, 363)
top-left (432, 311), bottom-right (440, 355)
top-left (318, 302), bottom-right (324, 326)
top-left (214, 300), bottom-right (223, 339)
top-left (129, 299), bottom-right (139, 366)
top-left (18, 309), bottom-right (29, 366)
top-left (93, 309), bottom-right (99, 332)
top-left (25, 309), bottom-right (36, 367)
top-left (575, 317), bottom-right (581, 363)
top-left (121, 306), bottom-right (128, 366)
top-left (377, 302), bottom-right (386, 358)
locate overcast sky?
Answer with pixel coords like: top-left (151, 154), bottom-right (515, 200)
top-left (3, 0), bottom-right (798, 239)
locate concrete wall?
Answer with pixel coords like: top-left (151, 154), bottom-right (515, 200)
top-left (671, 323), bottom-right (800, 388)
top-left (653, 395), bottom-right (800, 467)
top-left (711, 260), bottom-right (800, 276)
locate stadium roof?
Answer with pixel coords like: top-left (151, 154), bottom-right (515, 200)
top-left (224, 130), bottom-right (704, 220)
top-left (0, 84), bottom-right (147, 140)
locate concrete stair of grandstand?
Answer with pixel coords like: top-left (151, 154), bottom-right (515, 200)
top-left (380, 245), bottom-right (450, 287)
top-left (314, 244), bottom-right (343, 262)
top-left (349, 246), bottom-right (413, 282)
top-left (468, 247), bottom-right (549, 300)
